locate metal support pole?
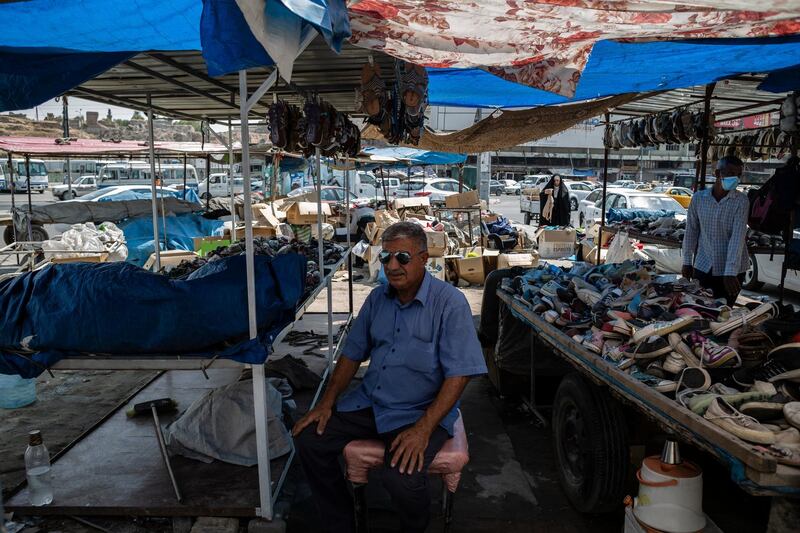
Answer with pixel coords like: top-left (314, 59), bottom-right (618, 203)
top-left (345, 166), bottom-right (353, 314)
top-left (24, 155), bottom-right (33, 242)
top-left (458, 163), bottom-right (464, 193)
top-left (228, 118), bottom-right (236, 241)
top-left (205, 155), bottom-right (211, 210)
top-left (7, 154), bottom-right (17, 246)
top-left (63, 96), bottom-right (72, 196)
top-left (182, 154), bottom-right (187, 200)
top-left (598, 112), bottom-right (611, 265)
top-left (240, 70), bottom-right (273, 521)
top-left (147, 97), bottom-right (161, 271)
top-left (698, 83), bottom-right (716, 191)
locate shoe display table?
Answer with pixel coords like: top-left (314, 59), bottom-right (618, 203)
top-left (496, 288), bottom-right (800, 498)
top-left (602, 225), bottom-right (786, 256)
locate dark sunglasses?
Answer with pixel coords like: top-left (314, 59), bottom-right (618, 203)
top-left (378, 250), bottom-right (422, 265)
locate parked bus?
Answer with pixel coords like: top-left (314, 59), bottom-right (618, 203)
top-left (97, 161), bottom-right (199, 189)
top-left (0, 158), bottom-right (49, 193)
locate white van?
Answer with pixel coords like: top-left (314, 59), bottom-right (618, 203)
top-left (198, 172), bottom-right (253, 199)
top-left (0, 159), bottom-right (50, 193)
top-left (98, 161), bottom-right (199, 190)
top-left (326, 170), bottom-right (399, 203)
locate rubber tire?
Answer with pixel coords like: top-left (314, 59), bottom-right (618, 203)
top-left (570, 197), bottom-right (578, 211)
top-left (3, 224), bottom-right (48, 244)
top-left (39, 190), bottom-right (45, 194)
top-left (515, 190), bottom-right (521, 196)
top-left (552, 373), bottom-right (628, 514)
top-left (524, 212), bottom-right (531, 225)
top-left (743, 254), bottom-right (764, 290)
top-left (200, 192), bottom-right (212, 200)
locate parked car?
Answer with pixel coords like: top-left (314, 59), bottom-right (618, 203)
top-left (650, 186), bottom-right (693, 208)
top-left (745, 231), bottom-right (800, 292)
top-left (288, 185), bottom-right (372, 208)
top-left (198, 173), bottom-right (250, 199)
top-left (395, 178), bottom-right (469, 204)
top-left (489, 179), bottom-right (505, 196)
top-left (72, 185), bottom-right (192, 203)
top-left (52, 175), bottom-right (98, 200)
top-left (564, 181), bottom-right (594, 211)
top-left (577, 190), bottom-right (686, 227)
top-left (613, 179), bottom-right (636, 189)
top-left (632, 182), bottom-right (652, 191)
top-left (499, 179), bottom-right (521, 195)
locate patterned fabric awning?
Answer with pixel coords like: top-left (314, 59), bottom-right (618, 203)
top-left (349, 1), bottom-right (800, 96)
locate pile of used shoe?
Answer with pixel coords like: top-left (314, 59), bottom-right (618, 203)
top-left (606, 215), bottom-right (686, 240)
top-left (503, 260), bottom-right (800, 465)
top-left (164, 237), bottom-right (346, 298)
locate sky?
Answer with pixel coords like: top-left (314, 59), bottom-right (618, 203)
top-left (10, 97), bottom-right (136, 121)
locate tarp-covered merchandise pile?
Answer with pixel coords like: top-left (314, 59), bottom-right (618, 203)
top-left (0, 253), bottom-right (306, 378)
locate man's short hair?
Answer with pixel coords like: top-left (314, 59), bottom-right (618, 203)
top-left (381, 221), bottom-right (427, 252)
top-left (716, 155), bottom-right (744, 170)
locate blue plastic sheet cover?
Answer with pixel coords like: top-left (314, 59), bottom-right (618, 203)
top-left (119, 212), bottom-right (226, 267)
top-left (360, 147), bottom-right (467, 166)
top-left (0, 254), bottom-right (306, 378)
top-left (97, 188), bottom-right (201, 204)
top-left (428, 36), bottom-right (800, 109)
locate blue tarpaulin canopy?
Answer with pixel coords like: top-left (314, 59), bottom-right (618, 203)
top-left (427, 36), bottom-right (800, 109)
top-left (0, 0), bottom-right (350, 111)
top-left (360, 147), bottom-right (466, 167)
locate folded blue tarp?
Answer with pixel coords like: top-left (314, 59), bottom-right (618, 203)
top-left (0, 254), bottom-right (306, 378)
top-left (119, 213), bottom-right (226, 266)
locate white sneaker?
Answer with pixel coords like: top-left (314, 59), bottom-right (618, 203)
top-left (704, 397), bottom-right (776, 444)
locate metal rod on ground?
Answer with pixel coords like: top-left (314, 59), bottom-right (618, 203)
top-left (345, 165), bottom-right (353, 315)
top-left (24, 155), bottom-right (32, 242)
top-left (182, 153), bottom-right (187, 200)
top-left (597, 112), bottom-right (610, 266)
top-left (239, 70), bottom-right (273, 521)
top-left (698, 83), bottom-right (716, 191)
top-left (147, 97), bottom-right (161, 271)
top-left (229, 118), bottom-right (236, 241)
top-left (151, 405), bottom-right (182, 501)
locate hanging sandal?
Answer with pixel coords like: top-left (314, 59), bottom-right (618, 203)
top-left (400, 62), bottom-right (428, 118)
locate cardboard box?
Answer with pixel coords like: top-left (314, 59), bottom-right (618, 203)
top-left (253, 226), bottom-right (277, 238)
top-left (425, 257), bottom-right (447, 281)
top-left (374, 209), bottom-right (401, 229)
top-left (367, 245), bottom-right (383, 281)
top-left (425, 231), bottom-right (448, 257)
top-left (536, 228), bottom-right (576, 259)
top-left (393, 196), bottom-right (430, 210)
top-left (582, 242), bottom-right (607, 265)
top-left (252, 203), bottom-right (281, 226)
top-left (497, 252), bottom-right (537, 269)
top-left (285, 201), bottom-right (331, 225)
top-left (483, 249), bottom-right (500, 274)
top-left (143, 250), bottom-right (197, 271)
top-left (364, 222), bottom-right (385, 245)
top-left (456, 247), bottom-right (485, 285)
top-left (445, 190), bottom-right (480, 209)
top-left (193, 236), bottom-right (230, 256)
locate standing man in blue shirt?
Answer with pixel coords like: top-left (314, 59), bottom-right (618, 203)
top-left (293, 221), bottom-right (487, 533)
top-left (682, 155), bottom-right (750, 306)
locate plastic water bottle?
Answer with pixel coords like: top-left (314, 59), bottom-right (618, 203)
top-left (0, 374), bottom-right (36, 409)
top-left (24, 431), bottom-right (53, 506)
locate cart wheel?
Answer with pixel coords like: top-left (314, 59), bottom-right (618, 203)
top-left (552, 373), bottom-right (628, 514)
top-left (524, 213), bottom-right (531, 225)
top-left (3, 225), bottom-right (14, 245)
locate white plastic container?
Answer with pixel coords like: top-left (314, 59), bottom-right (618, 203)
top-left (0, 374), bottom-right (36, 409)
top-left (633, 455), bottom-right (705, 533)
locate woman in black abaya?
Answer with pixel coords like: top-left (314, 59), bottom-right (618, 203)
top-left (539, 175), bottom-right (571, 226)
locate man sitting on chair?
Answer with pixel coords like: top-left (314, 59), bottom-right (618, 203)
top-left (293, 221), bottom-right (486, 533)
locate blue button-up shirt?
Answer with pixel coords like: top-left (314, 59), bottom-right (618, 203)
top-left (338, 272), bottom-right (487, 435)
top-left (682, 188), bottom-right (750, 276)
